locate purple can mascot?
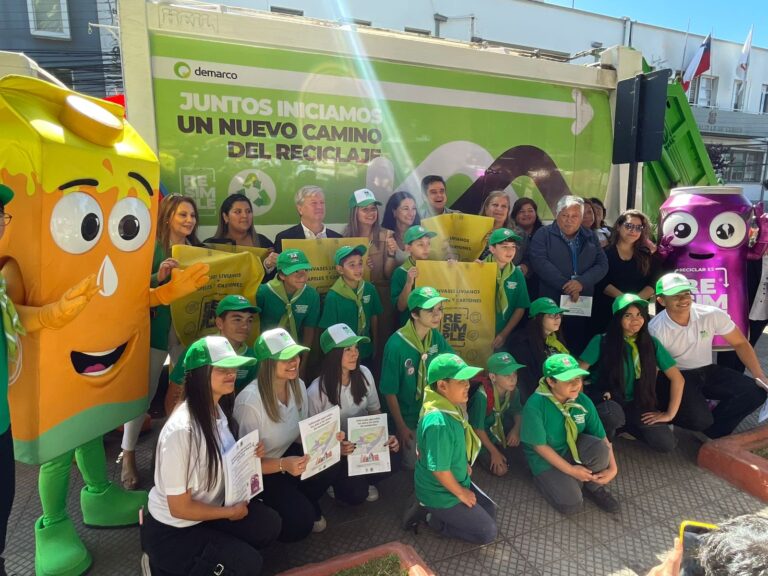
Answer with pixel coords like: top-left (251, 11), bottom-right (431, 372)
top-left (659, 186), bottom-right (768, 348)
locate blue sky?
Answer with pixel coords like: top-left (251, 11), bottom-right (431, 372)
top-left (546, 1), bottom-right (763, 48)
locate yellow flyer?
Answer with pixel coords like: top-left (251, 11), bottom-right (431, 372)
top-left (282, 237), bottom-right (370, 294)
top-left (416, 260), bottom-right (496, 366)
top-left (208, 242), bottom-right (272, 263)
top-left (171, 245), bottom-right (264, 346)
top-left (421, 213), bottom-right (494, 261)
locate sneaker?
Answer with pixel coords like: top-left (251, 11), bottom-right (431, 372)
top-left (326, 486), bottom-right (335, 499)
top-left (366, 485), bottom-right (379, 502)
top-left (140, 553), bottom-right (152, 576)
top-left (312, 515), bottom-right (327, 533)
top-left (401, 498), bottom-right (427, 532)
top-left (583, 486), bottom-right (619, 513)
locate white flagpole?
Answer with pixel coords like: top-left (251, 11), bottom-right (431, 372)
top-left (680, 18), bottom-right (691, 73)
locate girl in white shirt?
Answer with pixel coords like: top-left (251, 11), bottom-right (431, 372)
top-left (141, 336), bottom-right (280, 576)
top-left (308, 324), bottom-right (400, 505)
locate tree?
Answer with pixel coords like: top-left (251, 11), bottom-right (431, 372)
top-left (706, 144), bottom-right (732, 184)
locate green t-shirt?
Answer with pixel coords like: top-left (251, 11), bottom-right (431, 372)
top-left (494, 265), bottom-right (530, 333)
top-left (256, 283), bottom-right (321, 340)
top-left (415, 410), bottom-right (471, 509)
top-left (390, 265), bottom-right (411, 328)
top-left (319, 281), bottom-right (382, 359)
top-left (520, 391), bottom-right (605, 476)
top-left (171, 342), bottom-right (258, 393)
top-left (580, 334), bottom-right (676, 402)
top-left (149, 241), bottom-right (172, 351)
top-left (0, 320), bottom-right (9, 435)
top-left (468, 383), bottom-right (522, 451)
top-left (379, 328), bottom-right (453, 430)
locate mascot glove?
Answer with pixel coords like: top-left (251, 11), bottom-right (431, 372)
top-left (152, 262), bottom-right (210, 305)
top-left (749, 203), bottom-right (768, 260)
top-left (38, 274), bottom-right (99, 330)
top-left (656, 234), bottom-right (675, 259)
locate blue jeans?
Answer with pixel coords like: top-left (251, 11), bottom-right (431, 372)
top-left (426, 483), bottom-right (497, 544)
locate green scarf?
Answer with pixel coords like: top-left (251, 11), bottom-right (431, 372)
top-left (624, 335), bottom-right (641, 378)
top-left (397, 319), bottom-right (432, 400)
top-left (329, 277), bottom-right (366, 334)
top-left (266, 278), bottom-right (304, 340)
top-left (487, 381), bottom-right (510, 448)
top-left (485, 255), bottom-right (514, 317)
top-left (0, 277), bottom-right (24, 368)
top-left (535, 379), bottom-right (586, 463)
top-left (545, 332), bottom-right (569, 355)
top-left (422, 386), bottom-right (481, 465)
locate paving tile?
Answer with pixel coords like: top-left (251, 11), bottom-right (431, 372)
top-left (569, 499), bottom-right (660, 544)
top-left (609, 522), bottom-right (678, 575)
top-left (471, 539), bottom-right (539, 576)
top-left (430, 549), bottom-right (483, 576)
top-left (495, 491), bottom-right (567, 539)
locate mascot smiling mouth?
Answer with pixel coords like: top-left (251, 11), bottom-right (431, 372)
top-left (689, 252), bottom-right (714, 260)
top-left (71, 343), bottom-right (128, 376)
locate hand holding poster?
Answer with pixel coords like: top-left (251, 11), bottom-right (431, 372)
top-left (171, 244), bottom-right (265, 346)
top-left (347, 414), bottom-right (391, 477)
top-left (223, 429), bottom-right (263, 505)
top-left (558, 295), bottom-right (593, 317)
top-left (299, 405), bottom-right (341, 480)
top-left (282, 237), bottom-right (370, 293)
top-left (421, 213), bottom-right (494, 262)
top-left (416, 260), bottom-right (496, 366)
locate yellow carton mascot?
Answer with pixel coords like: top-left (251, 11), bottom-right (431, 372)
top-left (0, 75), bottom-right (208, 576)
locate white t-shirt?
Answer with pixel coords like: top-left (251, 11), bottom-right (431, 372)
top-left (148, 402), bottom-right (236, 528)
top-left (234, 379), bottom-right (308, 459)
top-left (307, 365), bottom-right (381, 432)
top-left (649, 304), bottom-right (736, 370)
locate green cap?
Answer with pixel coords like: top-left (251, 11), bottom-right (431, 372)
top-left (427, 353), bottom-right (482, 384)
top-left (488, 227), bottom-right (522, 245)
top-left (404, 225), bottom-right (437, 244)
top-left (407, 286), bottom-right (448, 311)
top-left (0, 184), bottom-right (14, 206)
top-left (320, 323), bottom-right (370, 354)
top-left (612, 293), bottom-right (649, 315)
top-left (277, 249), bottom-right (312, 275)
top-left (349, 188), bottom-right (381, 208)
top-left (215, 294), bottom-right (260, 316)
top-left (183, 335), bottom-right (258, 372)
top-left (487, 352), bottom-right (525, 375)
top-left (528, 297), bottom-right (567, 318)
top-left (254, 328), bottom-right (310, 361)
top-left (334, 244), bottom-right (367, 266)
top-left (542, 354), bottom-right (589, 381)
top-left (656, 272), bottom-right (693, 296)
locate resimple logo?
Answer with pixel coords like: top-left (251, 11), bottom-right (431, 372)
top-left (174, 61), bottom-right (192, 79)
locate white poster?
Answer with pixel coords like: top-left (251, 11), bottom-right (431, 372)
top-left (299, 406), bottom-right (341, 480)
top-left (223, 429), bottom-right (263, 505)
top-left (347, 413), bottom-right (391, 477)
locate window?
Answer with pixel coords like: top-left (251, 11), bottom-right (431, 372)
top-left (732, 80), bottom-right (745, 111)
top-left (727, 150), bottom-right (765, 183)
top-left (688, 75), bottom-right (718, 107)
top-left (270, 6), bottom-right (303, 16)
top-left (760, 85), bottom-right (768, 114)
top-left (27, 0), bottom-right (70, 39)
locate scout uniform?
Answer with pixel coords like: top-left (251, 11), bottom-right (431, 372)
top-left (257, 249), bottom-right (320, 341)
top-left (319, 245), bottom-right (382, 360)
top-left (390, 226), bottom-right (437, 328)
top-left (485, 228), bottom-right (530, 335)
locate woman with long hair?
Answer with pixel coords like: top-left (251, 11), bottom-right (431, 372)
top-left (120, 194), bottom-right (204, 490)
top-left (204, 193), bottom-right (278, 274)
top-left (307, 324), bottom-right (399, 504)
top-left (592, 209), bottom-right (658, 335)
top-left (508, 297), bottom-right (569, 401)
top-left (510, 197), bottom-right (543, 297)
top-left (579, 295), bottom-right (684, 452)
top-left (234, 328), bottom-right (342, 541)
top-left (381, 191), bottom-right (421, 265)
top-left (140, 336), bottom-right (281, 576)
top-left (477, 191), bottom-right (527, 269)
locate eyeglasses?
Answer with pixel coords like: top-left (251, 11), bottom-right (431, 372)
top-left (544, 313), bottom-right (562, 319)
top-left (622, 222), bottom-right (645, 233)
top-left (0, 214), bottom-right (11, 226)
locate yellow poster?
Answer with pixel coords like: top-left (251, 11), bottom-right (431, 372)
top-left (421, 213), bottom-right (494, 261)
top-left (208, 242), bottom-right (271, 263)
top-left (416, 261), bottom-right (497, 366)
top-left (282, 237), bottom-right (370, 294)
top-left (171, 245), bottom-right (264, 346)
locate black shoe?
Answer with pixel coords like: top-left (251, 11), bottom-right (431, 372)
top-left (402, 498), bottom-right (428, 533)
top-left (583, 486), bottom-right (619, 513)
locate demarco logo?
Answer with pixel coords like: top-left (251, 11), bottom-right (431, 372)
top-left (174, 61), bottom-right (239, 80)
top-left (174, 61), bottom-right (191, 78)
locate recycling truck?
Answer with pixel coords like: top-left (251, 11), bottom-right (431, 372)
top-left (117, 0), bottom-right (715, 237)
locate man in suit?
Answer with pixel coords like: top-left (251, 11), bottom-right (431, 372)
top-left (275, 185), bottom-right (342, 251)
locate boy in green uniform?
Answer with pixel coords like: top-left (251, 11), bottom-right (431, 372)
top-left (469, 352), bottom-right (524, 477)
top-left (404, 353), bottom-right (497, 544)
top-left (380, 287), bottom-right (453, 469)
top-left (485, 228), bottom-right (530, 350)
top-left (168, 295), bottom-right (260, 395)
top-left (319, 245), bottom-right (382, 365)
top-left (390, 225), bottom-right (437, 327)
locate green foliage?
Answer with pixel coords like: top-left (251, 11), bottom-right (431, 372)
top-left (333, 554), bottom-right (408, 576)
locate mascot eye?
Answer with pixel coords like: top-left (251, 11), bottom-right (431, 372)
top-left (109, 198), bottom-right (151, 252)
top-left (50, 192), bottom-right (104, 254)
top-left (709, 212), bottom-right (746, 248)
top-left (661, 212), bottom-right (699, 246)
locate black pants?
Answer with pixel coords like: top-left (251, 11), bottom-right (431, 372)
top-left (316, 447), bottom-right (402, 505)
top-left (596, 399), bottom-right (677, 453)
top-left (657, 365), bottom-right (766, 439)
top-left (717, 319), bottom-right (768, 373)
top-left (0, 427), bottom-right (14, 567)
top-left (560, 315), bottom-right (589, 357)
top-left (140, 499), bottom-right (281, 576)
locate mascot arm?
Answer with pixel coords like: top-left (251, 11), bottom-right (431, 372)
top-left (16, 274), bottom-right (99, 332)
top-left (149, 262), bottom-right (209, 307)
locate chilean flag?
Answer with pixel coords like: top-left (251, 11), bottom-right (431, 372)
top-left (682, 34), bottom-right (712, 93)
